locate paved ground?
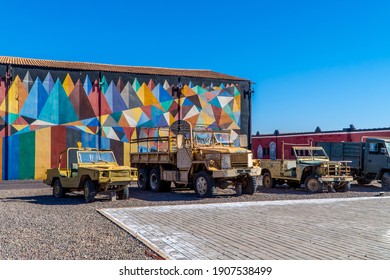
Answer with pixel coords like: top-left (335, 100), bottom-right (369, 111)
top-left (99, 196), bottom-right (390, 260)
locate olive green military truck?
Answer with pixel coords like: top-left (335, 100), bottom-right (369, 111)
top-left (260, 144), bottom-right (353, 193)
top-left (130, 120), bottom-right (261, 198)
top-left (44, 145), bottom-right (138, 202)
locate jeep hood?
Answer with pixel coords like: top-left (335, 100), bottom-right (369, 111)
top-left (80, 164), bottom-right (130, 171)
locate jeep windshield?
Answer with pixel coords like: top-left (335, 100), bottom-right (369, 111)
top-left (293, 147), bottom-right (328, 161)
top-left (78, 151), bottom-right (116, 163)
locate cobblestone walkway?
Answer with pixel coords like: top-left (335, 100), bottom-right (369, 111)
top-left (98, 197), bottom-right (390, 260)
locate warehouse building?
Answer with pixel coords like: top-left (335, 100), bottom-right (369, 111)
top-left (0, 56), bottom-right (253, 180)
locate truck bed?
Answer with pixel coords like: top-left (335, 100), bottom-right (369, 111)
top-left (317, 142), bottom-right (363, 169)
top-left (130, 152), bottom-right (175, 165)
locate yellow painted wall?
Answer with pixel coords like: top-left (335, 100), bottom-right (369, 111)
top-left (35, 128), bottom-right (51, 180)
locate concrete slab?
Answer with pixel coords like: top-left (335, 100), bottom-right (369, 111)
top-left (98, 196), bottom-right (390, 260)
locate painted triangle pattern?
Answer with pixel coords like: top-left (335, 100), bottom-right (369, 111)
top-left (0, 70), bottom-right (241, 180)
top-left (0, 72), bottom-right (241, 139)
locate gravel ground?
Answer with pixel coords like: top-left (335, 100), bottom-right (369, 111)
top-left (0, 179), bottom-right (388, 260)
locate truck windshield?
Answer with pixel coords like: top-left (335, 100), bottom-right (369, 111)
top-left (214, 133), bottom-right (232, 145)
top-left (386, 142), bottom-right (390, 155)
top-left (195, 132), bottom-right (212, 145)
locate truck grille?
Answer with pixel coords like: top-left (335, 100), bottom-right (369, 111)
top-left (230, 154), bottom-right (248, 168)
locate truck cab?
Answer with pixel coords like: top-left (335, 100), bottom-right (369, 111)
top-left (363, 138), bottom-right (390, 189)
top-left (364, 138), bottom-right (390, 174)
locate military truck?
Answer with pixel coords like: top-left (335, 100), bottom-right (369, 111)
top-left (317, 138), bottom-right (390, 190)
top-left (129, 120), bottom-right (261, 198)
top-left (44, 144), bottom-right (138, 202)
top-left (260, 144), bottom-right (353, 192)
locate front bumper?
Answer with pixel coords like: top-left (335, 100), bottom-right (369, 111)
top-left (211, 166), bottom-right (262, 178)
top-left (320, 176), bottom-right (354, 183)
top-left (99, 176), bottom-right (138, 191)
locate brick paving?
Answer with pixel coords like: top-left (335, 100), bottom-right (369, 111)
top-left (98, 196), bottom-right (390, 260)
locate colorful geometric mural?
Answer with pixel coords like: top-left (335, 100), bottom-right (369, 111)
top-left (0, 70), bottom-right (241, 180)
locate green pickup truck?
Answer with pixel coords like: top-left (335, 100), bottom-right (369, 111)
top-left (44, 145), bottom-right (138, 202)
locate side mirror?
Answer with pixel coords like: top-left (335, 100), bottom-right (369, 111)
top-left (239, 134), bottom-right (248, 148)
top-left (380, 147), bottom-right (387, 154)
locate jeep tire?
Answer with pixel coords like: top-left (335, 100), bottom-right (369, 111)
top-left (117, 186), bottom-right (130, 200)
top-left (335, 182), bottom-right (350, 192)
top-left (262, 172), bottom-right (275, 188)
top-left (53, 179), bottom-right (65, 198)
top-left (84, 179), bottom-right (96, 203)
top-left (304, 175), bottom-right (323, 193)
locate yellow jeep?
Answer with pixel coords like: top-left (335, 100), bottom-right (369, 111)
top-left (44, 145), bottom-right (138, 203)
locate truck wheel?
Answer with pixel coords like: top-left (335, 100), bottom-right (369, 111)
top-left (117, 186), bottom-right (130, 200)
top-left (194, 171), bottom-right (216, 198)
top-left (84, 179), bottom-right (96, 203)
top-left (138, 168), bottom-right (149, 190)
top-left (381, 172), bottom-right (390, 191)
top-left (53, 179), bottom-right (65, 198)
top-left (262, 172), bottom-right (275, 188)
top-left (149, 168), bottom-right (162, 192)
top-left (304, 176), bottom-right (323, 193)
top-left (242, 175), bottom-right (257, 195)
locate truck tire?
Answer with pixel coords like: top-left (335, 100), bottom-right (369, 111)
top-left (84, 179), bottom-right (96, 203)
top-left (304, 176), bottom-right (323, 193)
top-left (262, 172), bottom-right (275, 188)
top-left (194, 171), bottom-right (216, 198)
top-left (381, 172), bottom-right (390, 191)
top-left (53, 179), bottom-right (65, 198)
top-left (117, 186), bottom-right (130, 200)
top-left (242, 175), bottom-right (257, 195)
top-left (138, 168), bottom-right (149, 190)
top-left (149, 168), bottom-right (162, 192)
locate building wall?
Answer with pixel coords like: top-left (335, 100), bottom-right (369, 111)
top-left (0, 67), bottom-right (248, 180)
top-left (252, 129), bottom-right (390, 160)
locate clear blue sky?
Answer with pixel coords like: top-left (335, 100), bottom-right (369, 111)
top-left (2, 0), bottom-right (390, 134)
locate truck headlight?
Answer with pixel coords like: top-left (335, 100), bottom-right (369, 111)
top-left (221, 154), bottom-right (231, 169)
top-left (248, 153), bottom-right (253, 167)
